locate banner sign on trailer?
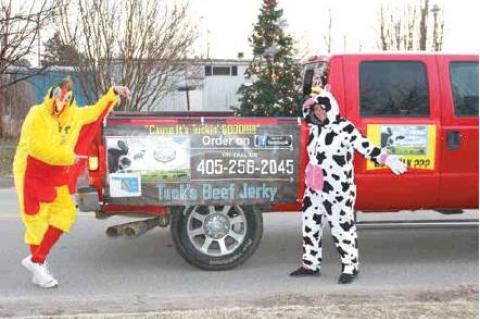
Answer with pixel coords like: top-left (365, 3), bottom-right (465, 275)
top-left (103, 121), bottom-right (301, 206)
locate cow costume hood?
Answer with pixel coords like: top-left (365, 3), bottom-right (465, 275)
top-left (303, 87), bottom-right (340, 126)
top-left (312, 90), bottom-right (340, 125)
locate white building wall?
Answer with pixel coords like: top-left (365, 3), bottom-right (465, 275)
top-left (154, 60), bottom-right (250, 112)
top-left (156, 87), bottom-right (204, 112)
top-left (203, 64), bottom-right (248, 111)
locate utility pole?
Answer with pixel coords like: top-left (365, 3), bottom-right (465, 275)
top-left (181, 65), bottom-right (191, 112)
top-left (185, 69), bottom-right (190, 112)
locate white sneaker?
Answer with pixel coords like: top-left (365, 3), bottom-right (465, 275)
top-left (21, 256), bottom-right (58, 288)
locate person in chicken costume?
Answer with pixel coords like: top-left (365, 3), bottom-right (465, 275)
top-left (290, 87), bottom-right (407, 284)
top-left (13, 77), bottom-right (130, 288)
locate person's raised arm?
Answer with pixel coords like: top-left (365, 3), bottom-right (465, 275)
top-left (77, 86), bottom-right (130, 125)
top-left (345, 122), bottom-right (407, 175)
top-left (302, 97), bottom-right (315, 120)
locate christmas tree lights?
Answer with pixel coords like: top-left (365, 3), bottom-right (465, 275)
top-left (235, 0), bottom-right (303, 117)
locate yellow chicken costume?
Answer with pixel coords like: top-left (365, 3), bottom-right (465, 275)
top-left (13, 77), bottom-right (119, 267)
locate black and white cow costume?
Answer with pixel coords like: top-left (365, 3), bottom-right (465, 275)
top-left (291, 88), bottom-right (406, 283)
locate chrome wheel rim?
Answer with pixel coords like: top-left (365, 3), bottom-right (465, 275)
top-left (186, 205), bottom-right (247, 257)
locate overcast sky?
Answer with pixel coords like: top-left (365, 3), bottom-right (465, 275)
top-left (187, 0), bottom-right (480, 59)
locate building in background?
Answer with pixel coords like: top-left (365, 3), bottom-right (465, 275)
top-left (1, 59), bottom-right (252, 136)
top-left (7, 59), bottom-right (250, 113)
top-left (156, 59), bottom-right (250, 112)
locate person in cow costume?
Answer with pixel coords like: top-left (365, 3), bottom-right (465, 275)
top-left (13, 77), bottom-right (130, 288)
top-left (290, 87), bottom-right (407, 284)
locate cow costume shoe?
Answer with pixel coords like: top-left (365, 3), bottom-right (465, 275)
top-left (293, 89), bottom-right (405, 283)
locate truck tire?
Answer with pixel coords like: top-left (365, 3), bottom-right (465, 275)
top-left (170, 205), bottom-right (263, 270)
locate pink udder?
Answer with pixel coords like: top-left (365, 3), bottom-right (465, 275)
top-left (305, 163), bottom-right (324, 192)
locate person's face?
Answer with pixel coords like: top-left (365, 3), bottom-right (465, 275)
top-left (313, 103), bottom-right (327, 122)
top-left (54, 98), bottom-right (67, 114)
top-left (52, 87), bottom-right (73, 114)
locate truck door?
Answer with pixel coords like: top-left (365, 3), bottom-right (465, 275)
top-left (342, 55), bottom-right (441, 210)
top-left (437, 55), bottom-right (479, 209)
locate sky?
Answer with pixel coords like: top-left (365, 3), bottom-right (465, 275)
top-left (15, 0), bottom-right (479, 66)
top-left (187, 0), bottom-right (480, 59)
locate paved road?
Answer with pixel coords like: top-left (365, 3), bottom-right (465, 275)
top-left (0, 187), bottom-right (478, 317)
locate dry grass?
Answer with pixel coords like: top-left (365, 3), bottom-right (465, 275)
top-left (12, 286), bottom-right (479, 319)
top-left (0, 137), bottom-right (17, 177)
top-left (19, 300), bottom-right (479, 319)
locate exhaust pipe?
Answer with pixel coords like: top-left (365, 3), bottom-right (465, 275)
top-left (105, 217), bottom-right (161, 239)
top-left (106, 223), bottom-right (131, 238)
top-left (124, 217), bottom-right (160, 239)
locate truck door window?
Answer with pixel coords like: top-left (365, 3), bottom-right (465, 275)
top-left (449, 62), bottom-right (479, 116)
top-left (302, 61), bottom-right (327, 96)
top-left (359, 61), bottom-right (429, 117)
top-left (303, 69), bottom-right (314, 96)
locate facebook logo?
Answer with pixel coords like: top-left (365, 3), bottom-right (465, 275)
top-left (255, 135), bottom-right (268, 147)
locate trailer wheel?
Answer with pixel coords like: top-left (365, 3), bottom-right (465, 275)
top-left (170, 205), bottom-right (263, 270)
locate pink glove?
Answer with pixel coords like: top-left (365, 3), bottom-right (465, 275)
top-left (303, 98), bottom-right (316, 109)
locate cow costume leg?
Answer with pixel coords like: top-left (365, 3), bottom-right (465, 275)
top-left (301, 188), bottom-right (327, 272)
top-left (325, 193), bottom-right (358, 276)
top-left (300, 188), bottom-right (359, 277)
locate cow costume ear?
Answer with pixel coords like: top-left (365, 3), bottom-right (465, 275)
top-left (324, 84), bottom-right (331, 92)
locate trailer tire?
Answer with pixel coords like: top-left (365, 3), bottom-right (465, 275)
top-left (170, 205), bottom-right (263, 271)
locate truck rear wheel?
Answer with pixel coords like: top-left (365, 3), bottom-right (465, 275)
top-left (170, 205), bottom-right (263, 270)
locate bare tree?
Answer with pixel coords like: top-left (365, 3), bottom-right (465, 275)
top-left (322, 8), bottom-right (332, 54)
top-left (379, 5), bottom-right (388, 51)
top-left (405, 4), bottom-right (417, 50)
top-left (55, 0), bottom-right (199, 112)
top-left (0, 0), bottom-right (57, 136)
top-left (0, 0), bottom-right (56, 86)
top-left (377, 0), bottom-right (444, 51)
top-left (431, 4), bottom-right (443, 51)
top-left (418, 0), bottom-right (429, 50)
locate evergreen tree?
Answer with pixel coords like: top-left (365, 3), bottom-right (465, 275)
top-left (43, 32), bottom-right (85, 66)
top-left (236, 0), bottom-right (303, 117)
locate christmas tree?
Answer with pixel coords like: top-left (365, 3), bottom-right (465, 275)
top-left (235, 0), bottom-right (303, 117)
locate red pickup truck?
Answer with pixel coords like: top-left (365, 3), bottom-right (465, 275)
top-left (77, 53), bottom-right (478, 270)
